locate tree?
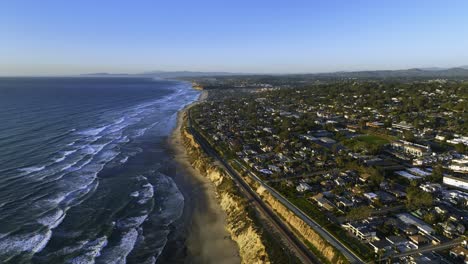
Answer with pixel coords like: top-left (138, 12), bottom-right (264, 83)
top-left (368, 167), bottom-right (384, 188)
top-left (429, 164), bottom-right (444, 183)
top-left (406, 186), bottom-right (433, 210)
top-left (423, 212), bottom-right (438, 224)
top-left (346, 206), bottom-right (372, 221)
top-left (455, 143), bottom-right (466, 153)
top-left (403, 130), bottom-right (415, 141)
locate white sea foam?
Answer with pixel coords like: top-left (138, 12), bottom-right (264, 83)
top-left (43, 194), bottom-right (67, 207)
top-left (0, 230), bottom-right (52, 258)
top-left (114, 117), bottom-right (125, 124)
top-left (37, 209), bottom-right (66, 229)
top-left (53, 156), bottom-right (66, 163)
top-left (78, 125), bottom-right (110, 136)
top-left (99, 150), bottom-right (120, 164)
top-left (67, 236), bottom-right (108, 264)
top-left (97, 229), bottom-right (138, 264)
top-left (67, 141), bottom-right (77, 146)
top-left (129, 191), bottom-right (139, 197)
top-left (117, 215), bottom-right (148, 229)
top-left (137, 183), bottom-right (154, 205)
top-left (32, 230), bottom-right (52, 253)
top-left (54, 150), bottom-right (78, 163)
top-left (133, 128), bottom-right (148, 138)
top-left (18, 165), bottom-right (46, 174)
top-left (117, 136), bottom-right (129, 143)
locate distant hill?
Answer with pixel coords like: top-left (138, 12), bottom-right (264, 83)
top-left (304, 67), bottom-right (468, 79)
top-left (81, 66), bottom-right (468, 79)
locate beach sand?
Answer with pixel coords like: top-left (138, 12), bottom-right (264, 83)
top-left (162, 90), bottom-right (240, 264)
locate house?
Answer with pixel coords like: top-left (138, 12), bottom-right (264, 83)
top-left (449, 246), bottom-right (468, 263)
top-left (439, 221), bottom-right (465, 238)
top-left (268, 165), bottom-right (281, 172)
top-left (375, 191), bottom-right (397, 203)
top-left (336, 197), bottom-right (354, 208)
top-left (449, 157), bottom-right (468, 173)
top-left (296, 182), bottom-right (313, 193)
top-left (369, 239), bottom-right (392, 254)
top-left (364, 192), bottom-right (378, 201)
top-left (366, 121), bottom-right (384, 128)
top-left (342, 222), bottom-right (377, 242)
top-left (391, 140), bottom-right (431, 157)
top-left (395, 170), bottom-right (422, 180)
top-left (319, 137), bottom-right (336, 144)
top-left (420, 183), bottom-right (442, 193)
top-left (392, 121), bottom-right (414, 131)
top-left (259, 169), bottom-right (273, 175)
top-left (397, 213), bottom-right (435, 235)
top-left (408, 235), bottom-right (429, 248)
top-left (312, 193), bottom-right (335, 211)
top-left (443, 175), bottom-right (468, 191)
top-left (386, 235), bottom-right (408, 246)
top-left (406, 168), bottom-right (431, 177)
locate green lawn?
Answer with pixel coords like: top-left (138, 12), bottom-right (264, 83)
top-left (343, 134), bottom-right (390, 154)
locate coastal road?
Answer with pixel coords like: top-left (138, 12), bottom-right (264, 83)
top-left (187, 114), bottom-right (321, 264)
top-left (187, 110), bottom-right (365, 264)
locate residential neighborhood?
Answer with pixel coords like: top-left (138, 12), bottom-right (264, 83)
top-left (189, 79), bottom-right (467, 263)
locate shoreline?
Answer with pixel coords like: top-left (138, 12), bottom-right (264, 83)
top-left (164, 89), bottom-right (241, 263)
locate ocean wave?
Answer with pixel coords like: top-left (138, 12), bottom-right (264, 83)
top-left (117, 136), bottom-right (129, 143)
top-left (119, 156), bottom-right (129, 164)
top-left (67, 236), bottom-right (108, 264)
top-left (133, 128), bottom-right (148, 138)
top-left (53, 150), bottom-right (78, 163)
top-left (96, 229), bottom-right (138, 264)
top-left (0, 230), bottom-right (52, 259)
top-left (0, 80), bottom-right (200, 263)
top-left (18, 165), bottom-right (46, 174)
top-left (116, 215), bottom-right (148, 229)
top-left (137, 183), bottom-right (154, 205)
top-left (77, 125), bottom-right (110, 136)
top-left (37, 209), bottom-right (66, 229)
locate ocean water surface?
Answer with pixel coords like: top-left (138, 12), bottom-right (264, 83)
top-left (0, 77), bottom-right (200, 263)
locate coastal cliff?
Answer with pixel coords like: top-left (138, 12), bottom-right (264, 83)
top-left (255, 185), bottom-right (348, 264)
top-left (180, 118), bottom-right (271, 264)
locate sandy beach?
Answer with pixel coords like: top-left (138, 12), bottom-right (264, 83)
top-left (164, 90), bottom-right (240, 264)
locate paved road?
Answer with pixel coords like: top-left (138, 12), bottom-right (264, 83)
top-left (188, 111), bottom-right (365, 264)
top-left (187, 115), bottom-right (321, 264)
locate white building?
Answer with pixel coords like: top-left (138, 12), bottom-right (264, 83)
top-left (296, 182), bottom-right (313, 192)
top-left (391, 140), bottom-right (431, 157)
top-left (448, 157), bottom-right (468, 173)
top-left (443, 175), bottom-right (468, 191)
top-left (397, 213), bottom-right (435, 235)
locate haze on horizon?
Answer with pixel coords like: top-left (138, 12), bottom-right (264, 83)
top-left (1, 0), bottom-right (468, 76)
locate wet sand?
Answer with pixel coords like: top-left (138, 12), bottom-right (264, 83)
top-left (163, 91), bottom-right (240, 264)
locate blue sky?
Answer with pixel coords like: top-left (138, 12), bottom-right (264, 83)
top-left (1, 0), bottom-right (468, 75)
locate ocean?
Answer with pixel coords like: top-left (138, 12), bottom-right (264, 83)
top-left (0, 77), bottom-right (200, 263)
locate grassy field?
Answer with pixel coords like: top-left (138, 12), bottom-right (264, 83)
top-left (344, 134), bottom-right (389, 154)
